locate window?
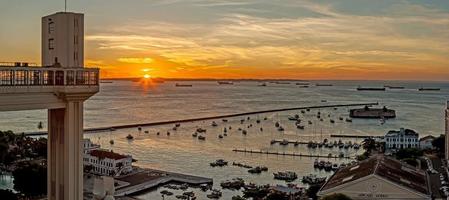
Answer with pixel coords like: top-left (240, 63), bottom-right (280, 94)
top-left (48, 22), bottom-right (55, 34)
top-left (49, 38), bottom-right (55, 50)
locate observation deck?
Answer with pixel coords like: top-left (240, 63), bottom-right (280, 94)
top-left (0, 62), bottom-right (99, 111)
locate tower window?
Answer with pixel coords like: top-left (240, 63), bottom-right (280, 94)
top-left (48, 22), bottom-right (55, 34)
top-left (49, 38), bottom-right (55, 50)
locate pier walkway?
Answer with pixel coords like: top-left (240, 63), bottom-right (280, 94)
top-left (26, 102), bottom-right (378, 136)
top-left (232, 149), bottom-right (354, 159)
top-left (114, 168), bottom-right (212, 196)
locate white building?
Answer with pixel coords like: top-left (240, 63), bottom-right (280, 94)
top-left (385, 128), bottom-right (419, 150)
top-left (42, 12), bottom-right (84, 68)
top-left (419, 135), bottom-right (435, 150)
top-left (83, 138), bottom-right (100, 154)
top-left (83, 139), bottom-right (133, 176)
top-left (318, 156), bottom-right (431, 199)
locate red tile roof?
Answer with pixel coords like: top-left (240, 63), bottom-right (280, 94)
top-left (320, 155), bottom-right (429, 195)
top-left (89, 150), bottom-right (128, 160)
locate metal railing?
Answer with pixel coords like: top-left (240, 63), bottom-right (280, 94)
top-left (0, 65), bottom-right (99, 87)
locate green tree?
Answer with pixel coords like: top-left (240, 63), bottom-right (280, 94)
top-left (12, 162), bottom-right (47, 197)
top-left (321, 193), bottom-right (352, 200)
top-left (0, 189), bottom-right (18, 200)
top-left (395, 148), bottom-right (423, 160)
top-left (307, 184), bottom-right (322, 200)
top-left (432, 135), bottom-right (444, 151)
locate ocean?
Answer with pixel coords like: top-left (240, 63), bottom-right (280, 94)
top-left (0, 80), bottom-right (448, 199)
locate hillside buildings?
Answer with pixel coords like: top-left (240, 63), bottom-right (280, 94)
top-left (419, 135), bottom-right (435, 150)
top-left (385, 128), bottom-right (419, 150)
top-left (318, 155), bottom-right (431, 200)
top-left (445, 101), bottom-right (449, 161)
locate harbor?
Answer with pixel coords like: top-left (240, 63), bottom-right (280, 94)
top-left (24, 102), bottom-right (378, 136)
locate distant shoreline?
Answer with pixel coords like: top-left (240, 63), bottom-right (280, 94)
top-left (99, 77), bottom-right (449, 83)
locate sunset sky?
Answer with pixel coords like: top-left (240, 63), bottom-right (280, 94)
top-left (0, 0), bottom-right (448, 80)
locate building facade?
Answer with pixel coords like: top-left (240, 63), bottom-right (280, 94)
top-left (42, 12), bottom-right (84, 68)
top-left (419, 135), bottom-right (435, 150)
top-left (385, 128), bottom-right (419, 150)
top-left (318, 156), bottom-right (431, 200)
top-left (446, 101), bottom-right (449, 161)
top-left (83, 139), bottom-right (133, 176)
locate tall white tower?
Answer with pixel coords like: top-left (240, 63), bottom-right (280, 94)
top-left (42, 12), bottom-right (84, 68)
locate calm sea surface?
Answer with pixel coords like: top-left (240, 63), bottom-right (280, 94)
top-left (1, 80), bottom-right (448, 199)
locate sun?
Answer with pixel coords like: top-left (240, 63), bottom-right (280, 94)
top-left (143, 74), bottom-right (151, 79)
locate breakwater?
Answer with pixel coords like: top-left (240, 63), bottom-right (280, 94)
top-left (25, 102), bottom-right (378, 136)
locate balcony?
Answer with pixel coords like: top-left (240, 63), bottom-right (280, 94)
top-left (0, 62), bottom-right (99, 95)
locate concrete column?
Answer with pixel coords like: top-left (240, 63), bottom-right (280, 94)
top-left (48, 100), bottom-right (84, 200)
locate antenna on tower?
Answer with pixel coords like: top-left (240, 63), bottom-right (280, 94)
top-left (64, 0), bottom-right (67, 12)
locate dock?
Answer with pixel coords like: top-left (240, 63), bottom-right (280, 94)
top-left (330, 134), bottom-right (384, 139)
top-left (114, 168), bottom-right (212, 196)
top-left (270, 139), bottom-right (310, 145)
top-left (25, 102), bottom-right (378, 136)
top-left (232, 149), bottom-right (354, 159)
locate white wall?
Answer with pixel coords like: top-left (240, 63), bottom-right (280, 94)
top-left (42, 12), bottom-right (84, 68)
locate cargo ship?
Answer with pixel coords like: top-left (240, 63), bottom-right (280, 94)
top-left (175, 83), bottom-right (193, 87)
top-left (384, 85), bottom-right (405, 89)
top-left (315, 83), bottom-right (333, 86)
top-left (357, 87), bottom-right (386, 91)
top-left (218, 81), bottom-right (233, 85)
top-left (418, 88), bottom-right (440, 91)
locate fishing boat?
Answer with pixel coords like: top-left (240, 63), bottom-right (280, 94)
top-left (175, 83), bottom-right (193, 87)
top-left (275, 122), bottom-right (280, 127)
top-left (198, 135), bottom-right (206, 140)
top-left (258, 83), bottom-right (267, 87)
top-left (196, 128), bottom-right (207, 133)
top-left (280, 139), bottom-right (289, 145)
top-left (206, 189), bottom-right (222, 199)
top-left (192, 132), bottom-right (198, 137)
top-left (242, 130), bottom-right (247, 135)
top-left (211, 121), bottom-right (218, 127)
top-left (295, 82), bottom-right (310, 85)
top-left (313, 159), bottom-right (319, 168)
top-left (330, 119), bottom-right (335, 123)
top-left (277, 126), bottom-right (285, 131)
top-left (144, 130), bottom-right (149, 134)
top-left (126, 134), bottom-right (134, 140)
top-left (218, 134), bottom-right (223, 139)
top-left (324, 162), bottom-right (332, 171)
top-left (308, 121), bottom-right (312, 125)
top-left (296, 125), bottom-right (305, 129)
top-left (210, 159), bottom-right (228, 167)
top-left (302, 174), bottom-right (326, 185)
top-left (345, 118), bottom-right (353, 122)
top-left (273, 171), bottom-right (298, 181)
